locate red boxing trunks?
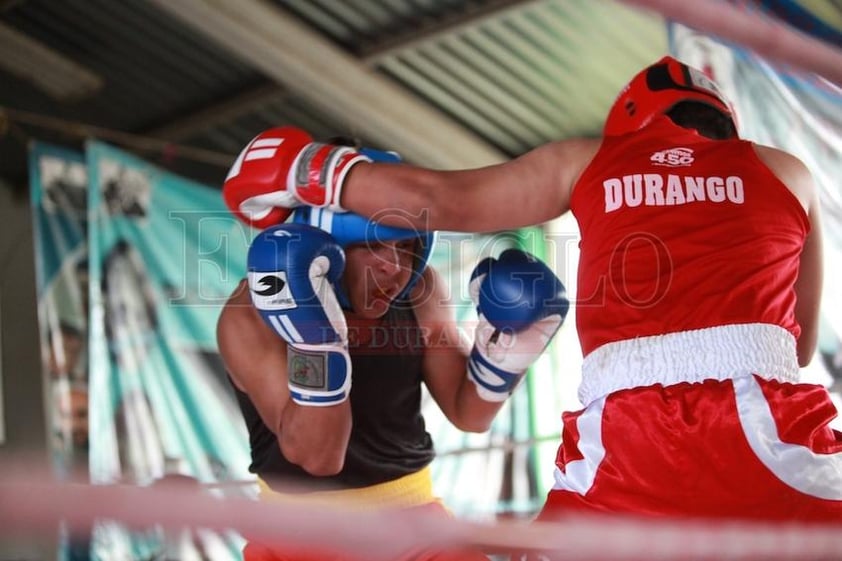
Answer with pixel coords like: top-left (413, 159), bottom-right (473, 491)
top-left (539, 325), bottom-right (842, 521)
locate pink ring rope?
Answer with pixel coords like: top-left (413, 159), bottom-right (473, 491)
top-left (622, 0), bottom-right (842, 87)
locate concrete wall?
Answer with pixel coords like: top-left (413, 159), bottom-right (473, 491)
top-left (0, 183), bottom-right (56, 560)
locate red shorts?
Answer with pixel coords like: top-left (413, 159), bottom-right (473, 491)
top-left (537, 375), bottom-right (842, 522)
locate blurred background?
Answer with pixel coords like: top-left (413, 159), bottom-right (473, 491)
top-left (1, 1), bottom-right (841, 560)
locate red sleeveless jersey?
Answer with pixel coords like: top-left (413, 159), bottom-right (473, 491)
top-left (570, 116), bottom-right (809, 357)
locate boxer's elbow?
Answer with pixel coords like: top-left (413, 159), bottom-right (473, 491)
top-left (446, 399), bottom-right (496, 434)
top-left (451, 415), bottom-right (493, 434)
top-left (797, 335), bottom-right (817, 368)
top-left (279, 433), bottom-right (347, 476)
top-left (300, 455), bottom-right (345, 477)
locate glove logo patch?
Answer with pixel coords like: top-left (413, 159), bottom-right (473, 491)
top-left (248, 271), bottom-right (297, 310)
top-left (254, 275), bottom-right (286, 296)
top-left (288, 350), bottom-right (326, 390)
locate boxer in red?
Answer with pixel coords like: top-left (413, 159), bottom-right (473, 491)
top-left (228, 55), bottom-right (840, 528)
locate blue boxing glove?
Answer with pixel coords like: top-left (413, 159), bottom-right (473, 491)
top-left (248, 223), bottom-right (351, 406)
top-left (467, 249), bottom-right (569, 402)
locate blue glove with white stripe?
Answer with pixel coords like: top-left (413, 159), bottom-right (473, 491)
top-left (248, 223), bottom-right (351, 406)
top-left (467, 249), bottom-right (569, 402)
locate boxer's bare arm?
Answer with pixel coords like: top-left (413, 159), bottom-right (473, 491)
top-left (754, 145), bottom-right (823, 366)
top-left (342, 138), bottom-right (602, 233)
top-left (217, 281), bottom-right (352, 475)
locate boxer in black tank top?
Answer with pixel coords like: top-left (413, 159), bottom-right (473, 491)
top-left (217, 207), bottom-right (518, 561)
top-left (231, 304), bottom-right (435, 491)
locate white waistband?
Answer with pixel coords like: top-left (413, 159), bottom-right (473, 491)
top-left (578, 323), bottom-right (800, 406)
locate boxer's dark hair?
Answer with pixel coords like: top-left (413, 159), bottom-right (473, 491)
top-left (666, 101), bottom-right (737, 140)
top-left (326, 136), bottom-right (361, 149)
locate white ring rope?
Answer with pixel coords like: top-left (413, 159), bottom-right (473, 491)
top-left (2, 465), bottom-right (842, 560)
top-left (621, 0), bottom-right (842, 88)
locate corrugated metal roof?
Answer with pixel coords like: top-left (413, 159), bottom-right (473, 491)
top-left (0, 0), bottom-right (669, 187)
top-left (277, 0), bottom-right (668, 155)
top-left (2, 0), bottom-right (263, 129)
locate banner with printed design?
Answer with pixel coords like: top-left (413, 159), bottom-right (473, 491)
top-left (29, 142), bottom-right (91, 480)
top-left (84, 141), bottom-right (252, 561)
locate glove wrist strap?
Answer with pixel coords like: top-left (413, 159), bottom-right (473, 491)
top-left (293, 143), bottom-right (371, 212)
top-left (467, 346), bottom-right (524, 403)
top-left (287, 344), bottom-right (351, 406)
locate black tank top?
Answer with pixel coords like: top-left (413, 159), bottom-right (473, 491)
top-left (230, 305), bottom-right (435, 491)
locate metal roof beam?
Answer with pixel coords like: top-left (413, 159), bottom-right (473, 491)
top-left (359, 0), bottom-right (544, 64)
top-left (146, 83), bottom-right (287, 142)
top-left (0, 22), bottom-right (103, 101)
top-left (147, 0), bottom-right (507, 169)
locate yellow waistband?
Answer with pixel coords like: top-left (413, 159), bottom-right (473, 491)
top-left (257, 466), bottom-right (437, 511)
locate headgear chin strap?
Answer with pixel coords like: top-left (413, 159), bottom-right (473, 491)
top-left (291, 147), bottom-right (436, 310)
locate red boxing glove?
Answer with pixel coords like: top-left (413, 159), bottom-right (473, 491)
top-left (223, 126), bottom-right (309, 228)
top-left (223, 126), bottom-right (370, 229)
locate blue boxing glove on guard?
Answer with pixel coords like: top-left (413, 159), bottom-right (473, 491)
top-left (248, 223), bottom-right (351, 406)
top-left (467, 249), bottom-right (569, 402)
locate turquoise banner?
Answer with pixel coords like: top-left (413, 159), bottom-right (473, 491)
top-left (29, 142), bottom-right (90, 478)
top-left (84, 141), bottom-right (252, 560)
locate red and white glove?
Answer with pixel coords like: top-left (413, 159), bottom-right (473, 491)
top-left (223, 126), bottom-right (371, 229)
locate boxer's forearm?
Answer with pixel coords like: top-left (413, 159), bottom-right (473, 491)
top-left (341, 160), bottom-right (551, 233)
top-left (341, 138), bottom-right (594, 232)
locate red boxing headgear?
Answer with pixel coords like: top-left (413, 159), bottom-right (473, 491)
top-left (603, 56), bottom-right (736, 137)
